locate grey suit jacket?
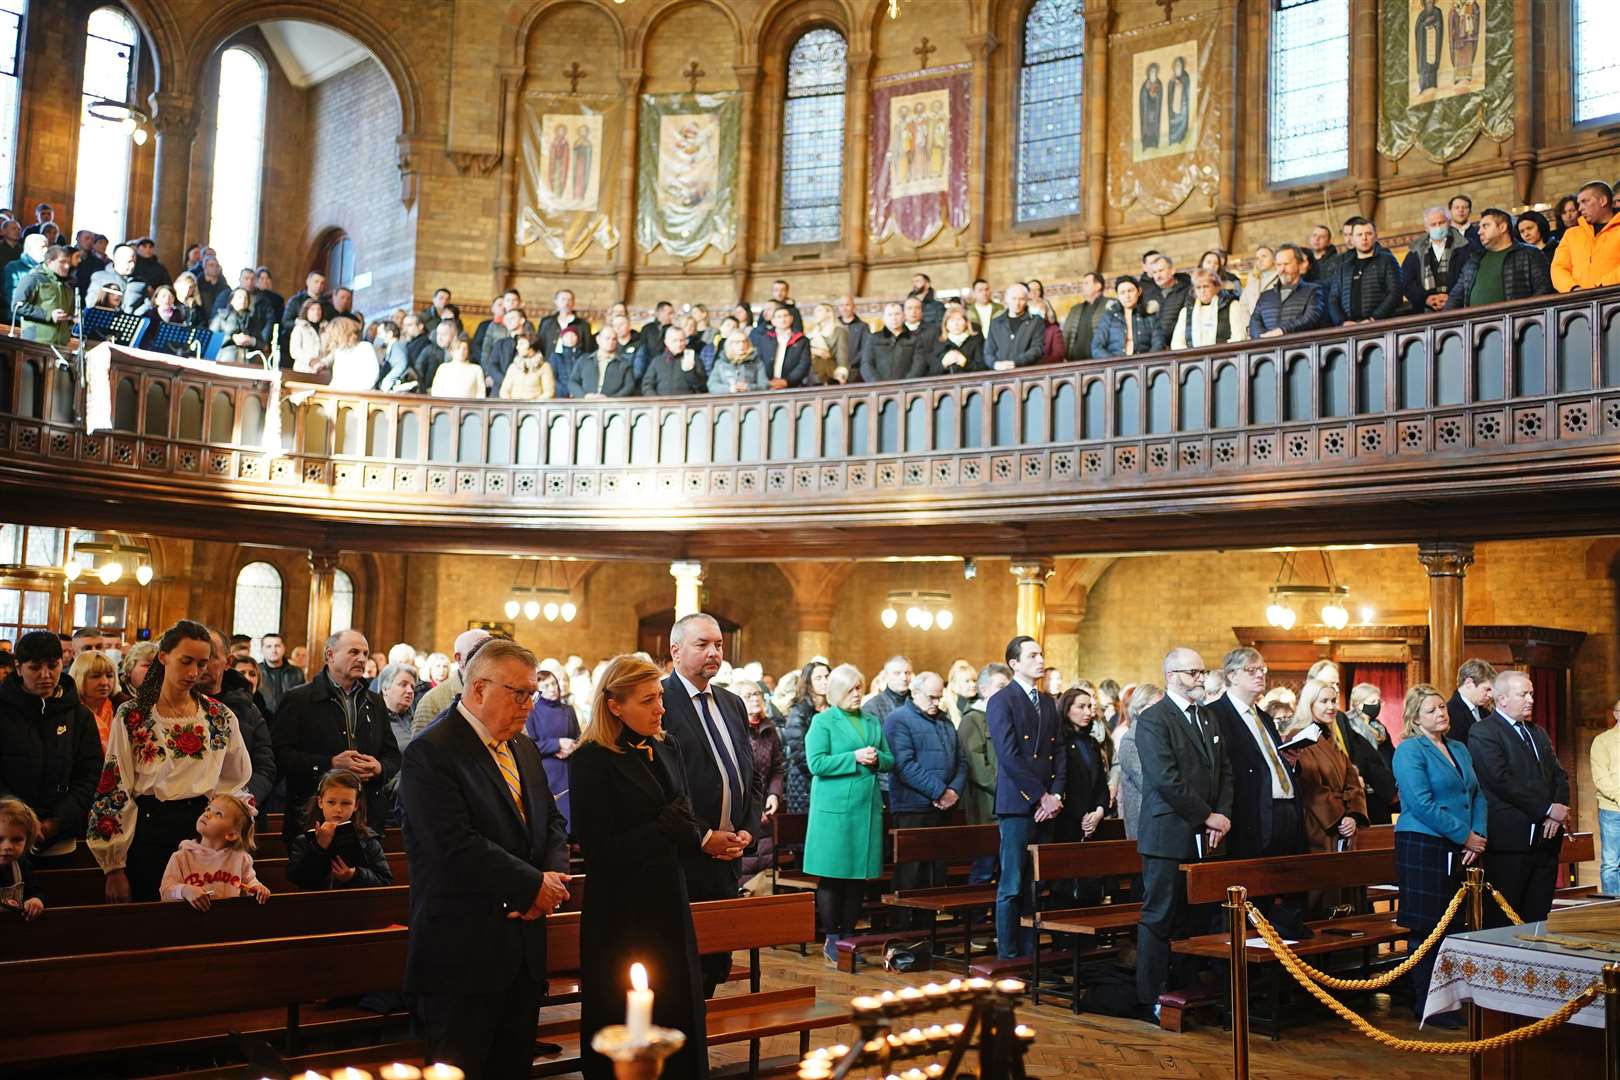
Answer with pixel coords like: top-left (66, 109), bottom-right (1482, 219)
top-left (1133, 695), bottom-right (1233, 860)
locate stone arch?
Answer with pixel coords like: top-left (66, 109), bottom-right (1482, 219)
top-left (753, 0), bottom-right (854, 51)
top-left (633, 0), bottom-right (746, 61)
top-left (506, 0), bottom-right (628, 68)
top-left (110, 0), bottom-right (185, 97)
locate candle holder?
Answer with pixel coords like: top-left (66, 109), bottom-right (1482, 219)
top-left (591, 1023), bottom-right (687, 1080)
top-left (802, 979), bottom-right (1033, 1080)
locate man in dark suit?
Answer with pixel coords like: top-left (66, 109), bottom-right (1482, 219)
top-left (987, 635), bottom-right (1066, 959)
top-left (983, 283), bottom-right (1046, 370)
top-left (1248, 244), bottom-right (1329, 339)
top-left (400, 638), bottom-right (571, 1079)
top-left (1468, 669), bottom-right (1570, 926)
top-left (1135, 647), bottom-right (1233, 1014)
top-left (271, 628), bottom-right (400, 841)
top-left (661, 612), bottom-right (755, 996)
top-left (1446, 657), bottom-right (1497, 747)
top-left (569, 329), bottom-right (639, 398)
top-left (1207, 647), bottom-right (1301, 862)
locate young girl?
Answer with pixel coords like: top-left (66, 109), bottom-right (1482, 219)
top-left (159, 793), bottom-right (270, 909)
top-left (287, 769), bottom-right (393, 889)
top-left (0, 798), bottom-right (44, 920)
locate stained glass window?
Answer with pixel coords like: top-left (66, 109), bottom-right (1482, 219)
top-left (207, 47), bottom-right (268, 280)
top-left (1268, 0), bottom-right (1349, 185)
top-left (233, 561), bottom-right (283, 647)
top-left (1574, 0), bottom-right (1620, 124)
top-left (331, 569), bottom-right (354, 635)
top-left (71, 6), bottom-right (138, 242)
top-left (780, 28), bottom-right (847, 246)
top-left (1016, 0), bottom-right (1084, 224)
top-left (0, 1), bottom-right (26, 212)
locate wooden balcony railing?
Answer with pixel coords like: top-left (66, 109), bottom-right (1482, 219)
top-left (1, 288), bottom-right (1618, 552)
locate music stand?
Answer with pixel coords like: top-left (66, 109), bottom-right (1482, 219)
top-left (78, 308), bottom-right (149, 347)
top-left (150, 322), bottom-right (209, 358)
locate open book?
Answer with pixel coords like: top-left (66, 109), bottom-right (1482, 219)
top-left (1277, 722), bottom-right (1321, 754)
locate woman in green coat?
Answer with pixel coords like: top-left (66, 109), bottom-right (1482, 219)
top-left (803, 663), bottom-right (894, 965)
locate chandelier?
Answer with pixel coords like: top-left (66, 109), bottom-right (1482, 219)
top-left (881, 590), bottom-right (954, 632)
top-left (1264, 550), bottom-right (1351, 631)
top-left (87, 97), bottom-right (150, 145)
top-left (65, 540), bottom-right (154, 586)
top-left (503, 560), bottom-right (578, 623)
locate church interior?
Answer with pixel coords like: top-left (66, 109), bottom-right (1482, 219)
top-left (2, 0), bottom-right (1620, 1078)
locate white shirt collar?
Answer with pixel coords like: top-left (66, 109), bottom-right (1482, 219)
top-left (1166, 689), bottom-right (1196, 716)
top-left (674, 669), bottom-right (709, 700)
top-left (457, 699), bottom-right (499, 745)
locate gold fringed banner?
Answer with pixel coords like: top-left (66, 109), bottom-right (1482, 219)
top-left (514, 93), bottom-right (623, 261)
top-left (1105, 12), bottom-right (1222, 218)
top-left (1378, 0), bottom-right (1513, 164)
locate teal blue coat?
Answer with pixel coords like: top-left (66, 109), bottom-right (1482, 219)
top-left (802, 706), bottom-right (894, 880)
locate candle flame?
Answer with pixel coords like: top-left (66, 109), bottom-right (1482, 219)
top-left (630, 962), bottom-right (648, 991)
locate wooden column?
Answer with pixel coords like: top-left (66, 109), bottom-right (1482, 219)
top-left (615, 69), bottom-right (644, 302)
top-left (1350, 0), bottom-right (1381, 221)
top-left (492, 65), bottom-right (526, 292)
top-left (1508, 0), bottom-right (1537, 205)
top-left (1082, 2), bottom-right (1113, 268)
top-left (844, 49), bottom-right (873, 296)
top-left (963, 33), bottom-right (999, 286)
top-left (671, 560), bottom-right (705, 620)
top-left (1215, 0), bottom-right (1242, 251)
top-left (1010, 558), bottom-right (1055, 649)
top-left (731, 64), bottom-right (763, 301)
top-left (147, 93), bottom-right (197, 271)
top-left (1417, 542), bottom-right (1474, 688)
top-left (306, 550), bottom-right (339, 675)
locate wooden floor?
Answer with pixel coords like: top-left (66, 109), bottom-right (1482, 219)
top-left (709, 946), bottom-right (1476, 1080)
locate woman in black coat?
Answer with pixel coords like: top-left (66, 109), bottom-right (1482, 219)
top-left (569, 655), bottom-right (708, 1080)
top-left (930, 309), bottom-right (984, 375)
top-left (1054, 686), bottom-right (1110, 902)
top-left (780, 661), bottom-right (829, 816)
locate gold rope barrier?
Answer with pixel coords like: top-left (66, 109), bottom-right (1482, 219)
top-left (1245, 902), bottom-right (1602, 1054)
top-left (1487, 882), bottom-right (1525, 926)
top-left (1244, 885), bottom-right (1469, 992)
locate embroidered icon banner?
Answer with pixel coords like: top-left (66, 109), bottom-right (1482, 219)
top-left (636, 91), bottom-right (741, 260)
top-left (867, 68), bottom-right (971, 246)
top-left (515, 93), bottom-right (623, 261)
top-left (1106, 13), bottom-right (1221, 218)
top-left (1378, 0), bottom-right (1512, 163)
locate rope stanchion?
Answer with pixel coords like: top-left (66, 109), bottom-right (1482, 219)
top-left (1605, 963), bottom-right (1620, 1080)
top-left (1245, 901), bottom-right (1601, 1054)
top-left (1227, 885), bottom-right (1250, 1080)
top-left (1487, 881), bottom-right (1525, 926)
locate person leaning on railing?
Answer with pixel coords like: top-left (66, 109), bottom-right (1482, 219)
top-left (1090, 277), bottom-right (1163, 358)
top-left (1550, 180), bottom-right (1620, 293)
top-left (1391, 683), bottom-right (1486, 1029)
top-left (12, 243), bottom-right (74, 345)
top-left (1444, 207), bottom-right (1554, 309)
top-left (1247, 244), bottom-right (1329, 339)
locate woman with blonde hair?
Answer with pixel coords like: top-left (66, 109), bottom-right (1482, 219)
top-left (943, 658), bottom-right (978, 728)
top-left (806, 302), bottom-right (848, 384)
top-left (429, 336), bottom-right (486, 399)
top-left (322, 314), bottom-right (380, 391)
top-left (801, 663), bottom-right (893, 964)
top-left (1284, 679), bottom-right (1368, 854)
top-left (69, 650), bottom-right (119, 750)
top-left (568, 654), bottom-right (707, 1080)
top-left (170, 271), bottom-right (206, 328)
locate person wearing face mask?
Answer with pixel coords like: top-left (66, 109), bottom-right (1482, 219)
top-left (1402, 206), bottom-right (1473, 314)
top-left (1347, 682), bottom-right (1397, 778)
top-left (87, 620), bottom-right (255, 902)
top-left (0, 632), bottom-right (103, 862)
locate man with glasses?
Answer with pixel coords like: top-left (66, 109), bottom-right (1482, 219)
top-left (1207, 648), bottom-right (1302, 862)
top-left (272, 628), bottom-right (401, 841)
top-left (1134, 647), bottom-right (1232, 1019)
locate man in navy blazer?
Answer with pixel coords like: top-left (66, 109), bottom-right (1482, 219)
top-left (986, 635), bottom-right (1066, 958)
top-left (400, 639), bottom-right (571, 1080)
top-left (660, 612), bottom-right (756, 995)
top-left (1468, 669), bottom-right (1570, 926)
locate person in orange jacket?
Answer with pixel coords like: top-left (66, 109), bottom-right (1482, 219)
top-left (1551, 180), bottom-right (1620, 292)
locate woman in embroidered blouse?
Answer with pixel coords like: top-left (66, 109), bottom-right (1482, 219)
top-left (87, 619), bottom-right (254, 903)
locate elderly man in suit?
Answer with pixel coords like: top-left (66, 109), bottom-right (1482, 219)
top-left (1135, 647), bottom-right (1233, 1016)
top-left (1207, 647), bottom-right (1301, 862)
top-left (1446, 657), bottom-right (1497, 747)
top-left (987, 635), bottom-right (1066, 959)
top-left (662, 612), bottom-right (755, 996)
top-left (400, 638), bottom-right (572, 1079)
top-left (1469, 669), bottom-right (1570, 926)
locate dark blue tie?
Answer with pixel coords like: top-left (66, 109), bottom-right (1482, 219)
top-left (1513, 721), bottom-right (1539, 762)
top-left (696, 691), bottom-right (745, 829)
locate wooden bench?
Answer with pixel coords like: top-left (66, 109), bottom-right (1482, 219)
top-left (31, 850), bottom-right (413, 905)
top-left (1015, 838), bottom-right (1144, 1008)
top-left (43, 826), bottom-right (407, 868)
top-left (873, 824), bottom-right (1000, 973)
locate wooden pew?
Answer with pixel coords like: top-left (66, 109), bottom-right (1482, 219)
top-left (866, 824), bottom-right (1000, 974)
top-left (31, 851), bottom-right (412, 905)
top-left (43, 826), bottom-right (407, 868)
top-left (1016, 838), bottom-right (1144, 1007)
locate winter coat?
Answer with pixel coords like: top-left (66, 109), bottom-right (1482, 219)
top-left (882, 701), bottom-right (967, 814)
top-left (957, 701), bottom-right (997, 825)
top-left (780, 697), bottom-right (817, 815)
top-left (14, 267), bottom-right (74, 344)
top-left (0, 673), bottom-right (103, 840)
top-left (1091, 301), bottom-right (1164, 358)
top-left (286, 827), bottom-right (394, 889)
top-left (1446, 242), bottom-right (1555, 308)
top-left (1324, 245), bottom-right (1404, 324)
top-left (1247, 279), bottom-right (1329, 338)
top-left (801, 707), bottom-right (893, 880)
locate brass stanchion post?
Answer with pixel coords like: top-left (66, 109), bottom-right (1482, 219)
top-left (1466, 866), bottom-right (1486, 1080)
top-left (1605, 964), bottom-right (1620, 1080)
top-left (1227, 885), bottom-right (1249, 1080)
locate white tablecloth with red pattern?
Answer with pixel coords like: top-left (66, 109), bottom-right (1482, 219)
top-left (1423, 923), bottom-right (1610, 1029)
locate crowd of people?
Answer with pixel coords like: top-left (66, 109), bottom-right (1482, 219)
top-left (4, 180), bottom-right (1615, 400)
top-left (0, 599), bottom-right (1603, 1071)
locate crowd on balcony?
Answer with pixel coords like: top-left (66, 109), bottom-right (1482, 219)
top-left (1, 180), bottom-right (1615, 399)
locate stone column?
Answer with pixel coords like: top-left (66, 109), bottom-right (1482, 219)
top-left (1010, 558), bottom-right (1055, 649)
top-left (615, 69), bottom-right (644, 302)
top-left (1417, 542), bottom-right (1474, 688)
top-left (306, 551), bottom-right (340, 675)
top-left (1508, 0), bottom-right (1536, 205)
top-left (671, 560), bottom-right (705, 620)
top-left (1082, 3), bottom-right (1112, 267)
top-left (492, 65), bottom-right (526, 291)
top-left (148, 93), bottom-right (197, 270)
top-left (844, 50), bottom-right (873, 296)
top-left (774, 561), bottom-right (855, 664)
top-left (1349, 0), bottom-right (1381, 221)
top-left (731, 65), bottom-right (762, 301)
top-left (963, 32), bottom-right (999, 285)
top-left (1214, 0), bottom-right (1241, 251)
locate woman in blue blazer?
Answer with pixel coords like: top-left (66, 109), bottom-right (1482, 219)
top-left (1393, 683), bottom-right (1488, 1027)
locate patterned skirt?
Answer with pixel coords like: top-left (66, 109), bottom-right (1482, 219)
top-left (1394, 829), bottom-right (1465, 936)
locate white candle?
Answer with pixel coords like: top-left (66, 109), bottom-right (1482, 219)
top-left (378, 1067), bottom-right (422, 1080)
top-left (626, 962), bottom-right (654, 1043)
top-left (422, 1066), bottom-right (464, 1080)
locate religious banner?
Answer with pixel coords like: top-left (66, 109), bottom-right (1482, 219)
top-left (867, 67), bottom-right (970, 246)
top-left (515, 93), bottom-right (623, 261)
top-left (636, 91), bottom-right (741, 260)
top-left (1378, 0), bottom-right (1512, 163)
top-left (1106, 13), bottom-right (1221, 218)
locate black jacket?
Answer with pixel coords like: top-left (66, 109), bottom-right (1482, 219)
top-left (839, 316), bottom-right (873, 380)
top-left (537, 313), bottom-right (596, 358)
top-left (214, 667), bottom-right (277, 808)
top-left (983, 311), bottom-right (1046, 369)
top-left (1247, 279), bottom-right (1329, 338)
top-left (929, 333), bottom-right (984, 375)
top-left (1061, 297), bottom-right (1107, 362)
top-left (863, 327), bottom-right (926, 382)
top-left (272, 668), bottom-right (401, 840)
top-left (1149, 275), bottom-right (1194, 347)
top-left (287, 827), bottom-right (394, 889)
top-left (759, 331), bottom-right (812, 387)
top-left (1446, 690), bottom-right (1487, 748)
top-left (1207, 692), bottom-right (1300, 861)
top-left (1337, 712), bottom-right (1397, 825)
top-left (569, 352), bottom-right (638, 397)
top-left (1324, 246), bottom-right (1404, 323)
top-left (640, 351), bottom-right (708, 396)
top-left (1091, 301), bottom-right (1164, 358)
top-left (659, 672), bottom-right (755, 897)
top-left (1058, 725), bottom-right (1109, 822)
top-left (0, 673), bottom-right (103, 836)
top-left (256, 659), bottom-right (305, 717)
top-left (1468, 712), bottom-right (1570, 855)
top-left (1446, 242), bottom-right (1554, 309)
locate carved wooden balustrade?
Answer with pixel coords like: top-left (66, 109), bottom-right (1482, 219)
top-left (1, 287), bottom-right (1618, 554)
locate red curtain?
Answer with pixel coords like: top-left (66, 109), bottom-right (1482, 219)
top-left (1531, 666), bottom-right (1561, 755)
top-left (1345, 663), bottom-right (1409, 746)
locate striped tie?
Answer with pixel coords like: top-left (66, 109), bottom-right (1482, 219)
top-left (489, 739), bottom-right (526, 822)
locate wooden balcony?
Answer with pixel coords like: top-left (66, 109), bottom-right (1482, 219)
top-left (2, 288), bottom-right (1618, 559)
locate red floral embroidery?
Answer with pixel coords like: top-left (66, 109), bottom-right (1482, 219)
top-left (96, 763), bottom-right (118, 795)
top-left (94, 815), bottom-right (118, 838)
top-left (165, 723), bottom-right (206, 759)
top-left (124, 707), bottom-right (165, 765)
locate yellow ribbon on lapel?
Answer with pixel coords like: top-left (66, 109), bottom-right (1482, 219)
top-left (631, 738), bottom-right (655, 762)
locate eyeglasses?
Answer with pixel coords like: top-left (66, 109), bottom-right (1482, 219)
top-left (1242, 666), bottom-right (1269, 677)
top-left (479, 680), bottom-right (540, 706)
top-left (1168, 669), bottom-right (1208, 679)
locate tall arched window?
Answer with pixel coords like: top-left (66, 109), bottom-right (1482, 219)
top-left (72, 6), bottom-right (139, 242)
top-left (330, 569), bottom-right (354, 635)
top-left (779, 28), bottom-right (847, 246)
top-left (232, 561), bottom-right (283, 649)
top-left (0, 1), bottom-right (27, 212)
top-left (207, 47), bottom-right (268, 279)
top-left (1573, 0), bottom-right (1620, 124)
top-left (1015, 0), bottom-right (1084, 223)
top-left (1267, 0), bottom-right (1349, 184)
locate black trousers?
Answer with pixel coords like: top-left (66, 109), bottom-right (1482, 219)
top-left (417, 977), bottom-right (543, 1080)
top-left (1136, 853), bottom-right (1205, 1007)
top-left (1484, 840), bottom-right (1561, 927)
top-left (817, 877), bottom-right (866, 938)
top-left (127, 794), bottom-right (209, 902)
top-left (683, 856), bottom-right (741, 996)
top-left (892, 809), bottom-right (948, 927)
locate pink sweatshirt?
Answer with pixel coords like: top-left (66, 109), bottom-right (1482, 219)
top-left (159, 840), bottom-right (262, 901)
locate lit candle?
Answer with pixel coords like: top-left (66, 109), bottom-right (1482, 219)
top-left (1014, 1024), bottom-right (1035, 1042)
top-left (851, 995), bottom-right (883, 1016)
top-left (995, 978), bottom-right (1026, 996)
top-left (626, 962), bottom-right (654, 1043)
top-left (292, 1072), bottom-right (327, 1080)
top-left (331, 1071), bottom-right (373, 1080)
top-left (379, 1067), bottom-right (422, 1080)
top-left (422, 1067), bottom-right (464, 1080)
